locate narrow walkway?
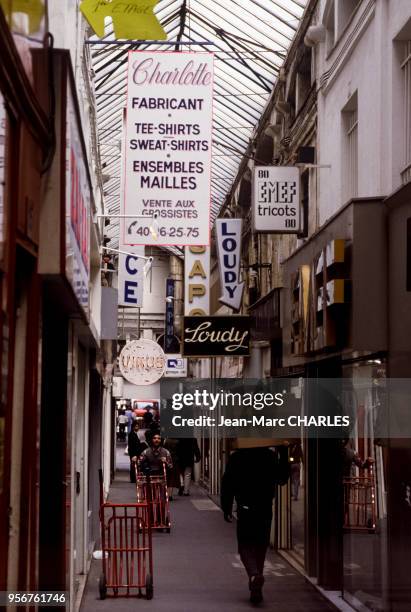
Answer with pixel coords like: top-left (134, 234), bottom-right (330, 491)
top-left (81, 457), bottom-right (336, 612)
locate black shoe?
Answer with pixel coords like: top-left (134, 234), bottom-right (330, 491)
top-left (249, 574), bottom-right (264, 604)
top-left (178, 486), bottom-right (184, 496)
top-left (183, 492), bottom-right (190, 496)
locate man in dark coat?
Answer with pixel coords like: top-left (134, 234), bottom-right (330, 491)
top-left (221, 445), bottom-right (290, 604)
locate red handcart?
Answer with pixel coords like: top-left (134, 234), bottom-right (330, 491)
top-left (135, 461), bottom-right (171, 533)
top-left (98, 469), bottom-right (154, 600)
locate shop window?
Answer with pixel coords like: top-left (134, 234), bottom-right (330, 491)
top-left (341, 92), bottom-right (358, 202)
top-left (401, 41), bottom-right (411, 184)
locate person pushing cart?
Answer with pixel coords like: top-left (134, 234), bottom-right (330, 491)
top-left (137, 433), bottom-right (172, 532)
top-left (140, 433), bottom-right (173, 474)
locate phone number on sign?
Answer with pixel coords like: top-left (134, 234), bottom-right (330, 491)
top-left (1, 592), bottom-right (68, 606)
top-left (132, 226), bottom-right (200, 238)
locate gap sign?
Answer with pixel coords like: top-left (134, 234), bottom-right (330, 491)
top-left (253, 166), bottom-right (301, 233)
top-left (216, 219), bottom-right (244, 311)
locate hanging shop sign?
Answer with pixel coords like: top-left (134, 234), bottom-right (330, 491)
top-left (66, 74), bottom-right (91, 317)
top-left (164, 354), bottom-right (188, 378)
top-left (118, 246), bottom-right (145, 307)
top-left (182, 316), bottom-right (250, 357)
top-left (0, 0), bottom-right (45, 34)
top-left (216, 218), bottom-right (244, 311)
top-left (80, 0), bottom-right (166, 40)
top-left (122, 51), bottom-right (214, 246)
top-left (119, 339), bottom-right (166, 385)
top-left (184, 246), bottom-right (210, 315)
top-left (253, 166), bottom-right (301, 233)
top-left (164, 277), bottom-right (176, 353)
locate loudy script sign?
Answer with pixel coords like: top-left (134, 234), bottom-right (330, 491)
top-left (182, 316), bottom-right (250, 356)
top-left (253, 166), bottom-right (301, 233)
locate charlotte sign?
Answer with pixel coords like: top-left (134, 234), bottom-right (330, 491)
top-left (118, 246), bottom-right (144, 307)
top-left (122, 51), bottom-right (214, 246)
top-left (184, 246), bottom-right (210, 315)
top-left (253, 166), bottom-right (301, 233)
top-left (182, 316), bottom-right (250, 357)
top-left (216, 219), bottom-right (244, 311)
top-left (119, 339), bottom-right (166, 385)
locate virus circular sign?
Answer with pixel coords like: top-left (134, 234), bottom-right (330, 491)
top-left (119, 339), bottom-right (166, 385)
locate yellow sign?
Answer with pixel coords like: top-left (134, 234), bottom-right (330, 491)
top-left (80, 0), bottom-right (166, 40)
top-left (0, 0), bottom-right (44, 33)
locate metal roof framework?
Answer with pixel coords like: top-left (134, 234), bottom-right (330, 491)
top-left (89, 0), bottom-right (307, 254)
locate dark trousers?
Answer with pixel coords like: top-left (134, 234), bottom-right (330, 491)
top-left (237, 505), bottom-right (272, 578)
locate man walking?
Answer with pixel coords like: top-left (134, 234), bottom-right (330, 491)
top-left (221, 443), bottom-right (290, 604)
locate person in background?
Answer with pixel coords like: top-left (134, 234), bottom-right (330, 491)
top-left (137, 411), bottom-right (153, 444)
top-left (117, 411), bottom-right (128, 442)
top-left (128, 420), bottom-right (148, 483)
top-left (221, 445), bottom-right (290, 604)
top-left (177, 438), bottom-right (201, 496)
top-left (125, 405), bottom-right (134, 435)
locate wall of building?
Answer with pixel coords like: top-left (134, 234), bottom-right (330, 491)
top-left (316, 0), bottom-right (411, 225)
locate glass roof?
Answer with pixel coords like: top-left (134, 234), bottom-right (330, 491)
top-left (89, 0), bottom-right (308, 254)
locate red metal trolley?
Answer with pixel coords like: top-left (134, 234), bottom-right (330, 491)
top-left (135, 461), bottom-right (171, 533)
top-left (98, 470), bottom-right (154, 599)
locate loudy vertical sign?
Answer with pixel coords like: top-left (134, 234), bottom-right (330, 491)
top-left (216, 219), bottom-right (244, 311)
top-left (253, 166), bottom-right (301, 233)
top-left (123, 52), bottom-right (214, 246)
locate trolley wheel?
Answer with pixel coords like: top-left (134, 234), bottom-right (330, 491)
top-left (99, 574), bottom-right (107, 600)
top-left (145, 574), bottom-right (153, 600)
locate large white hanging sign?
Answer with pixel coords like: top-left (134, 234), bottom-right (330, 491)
top-left (123, 51), bottom-right (214, 246)
top-left (216, 218), bottom-right (244, 311)
top-left (119, 339), bottom-right (166, 385)
top-left (184, 246), bottom-right (210, 315)
top-left (253, 166), bottom-right (301, 233)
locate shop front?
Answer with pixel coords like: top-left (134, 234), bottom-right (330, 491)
top-left (0, 5), bottom-right (51, 591)
top-left (282, 197), bottom-right (390, 609)
top-left (35, 49), bottom-right (102, 606)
